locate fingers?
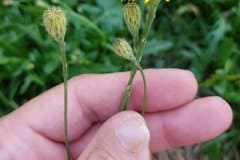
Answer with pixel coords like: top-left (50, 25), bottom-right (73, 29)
top-left (9, 69), bottom-right (197, 142)
top-left (128, 69), bottom-right (197, 112)
top-left (146, 97), bottom-right (233, 152)
top-left (70, 97), bottom-right (232, 155)
top-left (77, 111), bottom-right (151, 160)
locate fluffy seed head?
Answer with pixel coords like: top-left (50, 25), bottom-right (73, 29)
top-left (123, 2), bottom-right (141, 38)
top-left (43, 7), bottom-right (67, 43)
top-left (113, 38), bottom-right (135, 61)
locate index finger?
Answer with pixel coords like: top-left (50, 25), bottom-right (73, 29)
top-left (8, 69), bottom-right (197, 142)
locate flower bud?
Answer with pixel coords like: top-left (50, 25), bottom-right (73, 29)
top-left (43, 7), bottom-right (67, 43)
top-left (113, 38), bottom-right (136, 62)
top-left (123, 2), bottom-right (141, 38)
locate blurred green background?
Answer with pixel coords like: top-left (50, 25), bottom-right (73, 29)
top-left (0, 0), bottom-right (239, 159)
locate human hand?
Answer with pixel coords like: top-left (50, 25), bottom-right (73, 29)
top-left (0, 69), bottom-right (232, 160)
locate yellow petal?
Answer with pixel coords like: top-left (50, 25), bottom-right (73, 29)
top-left (144, 0), bottom-right (151, 4)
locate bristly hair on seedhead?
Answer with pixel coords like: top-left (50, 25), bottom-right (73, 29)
top-left (43, 7), bottom-right (67, 44)
top-left (113, 38), bottom-right (136, 62)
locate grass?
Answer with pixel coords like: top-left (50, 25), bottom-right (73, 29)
top-left (0, 0), bottom-right (239, 159)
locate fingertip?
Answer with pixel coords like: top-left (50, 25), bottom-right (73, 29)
top-left (171, 69), bottom-right (198, 101)
top-left (192, 96), bottom-right (233, 143)
top-left (114, 111), bottom-right (150, 153)
top-left (203, 96), bottom-right (233, 131)
top-left (146, 96), bottom-right (233, 152)
top-left (131, 69), bottom-right (198, 111)
top-left (77, 111), bottom-right (151, 160)
top-left (183, 70), bottom-right (198, 97)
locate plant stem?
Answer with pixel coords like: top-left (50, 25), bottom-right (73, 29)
top-left (133, 35), bottom-right (139, 56)
top-left (120, 65), bottom-right (137, 111)
top-left (120, 6), bottom-right (158, 112)
top-left (59, 41), bottom-right (71, 160)
top-left (138, 65), bottom-right (147, 115)
top-left (136, 9), bottom-right (156, 61)
top-left (133, 61), bottom-right (147, 115)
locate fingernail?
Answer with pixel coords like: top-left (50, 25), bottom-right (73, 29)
top-left (116, 116), bottom-right (150, 152)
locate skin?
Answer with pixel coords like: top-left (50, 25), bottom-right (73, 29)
top-left (0, 69), bottom-right (233, 160)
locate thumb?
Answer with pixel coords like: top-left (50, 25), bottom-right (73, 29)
top-left (77, 111), bottom-right (151, 160)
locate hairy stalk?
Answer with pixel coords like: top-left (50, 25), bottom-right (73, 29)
top-left (139, 68), bottom-right (147, 115)
top-left (120, 6), bottom-right (158, 113)
top-left (134, 62), bottom-right (147, 115)
top-left (59, 41), bottom-right (71, 160)
top-left (120, 66), bottom-right (137, 111)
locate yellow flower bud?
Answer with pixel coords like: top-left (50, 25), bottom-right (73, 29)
top-left (43, 7), bottom-right (67, 43)
top-left (113, 38), bottom-right (136, 61)
top-left (123, 2), bottom-right (141, 38)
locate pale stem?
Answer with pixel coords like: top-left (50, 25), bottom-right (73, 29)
top-left (59, 41), bottom-right (71, 160)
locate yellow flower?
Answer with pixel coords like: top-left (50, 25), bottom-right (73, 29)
top-left (144, 0), bottom-right (151, 4)
top-left (43, 7), bottom-right (67, 43)
top-left (144, 0), bottom-right (170, 4)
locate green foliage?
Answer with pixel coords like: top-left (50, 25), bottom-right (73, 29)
top-left (0, 0), bottom-right (239, 158)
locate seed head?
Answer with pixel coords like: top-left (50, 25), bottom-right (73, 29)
top-left (43, 7), bottom-right (67, 43)
top-left (113, 38), bottom-right (136, 62)
top-left (123, 2), bottom-right (141, 38)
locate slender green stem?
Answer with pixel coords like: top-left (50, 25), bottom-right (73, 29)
top-left (134, 63), bottom-right (147, 115)
top-left (120, 66), bottom-right (137, 111)
top-left (120, 5), bottom-right (158, 112)
top-left (139, 68), bottom-right (147, 115)
top-left (136, 10), bottom-right (156, 61)
top-left (59, 41), bottom-right (71, 160)
top-left (121, 62), bottom-right (147, 115)
top-left (133, 35), bottom-right (139, 55)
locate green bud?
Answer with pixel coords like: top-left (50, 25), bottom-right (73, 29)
top-left (123, 2), bottom-right (141, 38)
top-left (113, 38), bottom-right (136, 62)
